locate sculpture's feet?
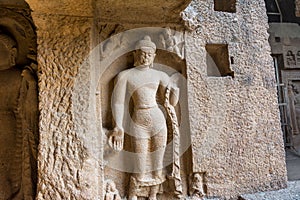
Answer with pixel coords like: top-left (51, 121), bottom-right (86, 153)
top-left (153, 170), bottom-right (162, 178)
top-left (149, 184), bottom-right (159, 200)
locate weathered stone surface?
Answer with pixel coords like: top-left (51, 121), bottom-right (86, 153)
top-left (26, 0), bottom-right (92, 17)
top-left (240, 181), bottom-right (300, 200)
top-left (183, 0), bottom-right (287, 198)
top-left (97, 0), bottom-right (192, 24)
top-left (26, 3), bottom-right (99, 198)
top-left (18, 0), bottom-right (287, 199)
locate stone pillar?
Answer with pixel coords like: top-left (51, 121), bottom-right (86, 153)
top-left (25, 0), bottom-right (101, 199)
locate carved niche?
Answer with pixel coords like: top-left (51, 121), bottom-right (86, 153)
top-left (98, 28), bottom-right (192, 199)
top-left (0, 1), bottom-right (38, 199)
top-left (283, 47), bottom-right (300, 68)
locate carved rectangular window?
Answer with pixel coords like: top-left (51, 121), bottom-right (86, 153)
top-left (206, 44), bottom-right (234, 78)
top-left (214, 0), bottom-right (236, 13)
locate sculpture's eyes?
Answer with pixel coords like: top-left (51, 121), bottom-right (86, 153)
top-left (141, 52), bottom-right (154, 57)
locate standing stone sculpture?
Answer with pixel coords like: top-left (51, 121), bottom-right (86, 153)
top-left (0, 32), bottom-right (38, 199)
top-left (108, 36), bottom-right (180, 200)
top-left (287, 84), bottom-right (299, 135)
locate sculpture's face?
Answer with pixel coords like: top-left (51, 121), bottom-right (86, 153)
top-left (0, 40), bottom-right (16, 70)
top-left (135, 47), bottom-right (156, 66)
top-left (193, 174), bottom-right (202, 182)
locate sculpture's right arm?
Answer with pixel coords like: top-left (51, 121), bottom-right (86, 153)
top-left (108, 72), bottom-right (127, 151)
top-left (112, 72), bottom-right (127, 131)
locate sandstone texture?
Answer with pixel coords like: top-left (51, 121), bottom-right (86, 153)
top-left (240, 180), bottom-right (300, 200)
top-left (25, 1), bottom-right (100, 199)
top-left (183, 0), bottom-right (287, 198)
top-left (18, 0), bottom-right (288, 199)
top-left (97, 0), bottom-right (191, 24)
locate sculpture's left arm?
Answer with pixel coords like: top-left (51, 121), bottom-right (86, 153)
top-left (160, 72), bottom-right (180, 106)
top-left (169, 86), bottom-right (180, 106)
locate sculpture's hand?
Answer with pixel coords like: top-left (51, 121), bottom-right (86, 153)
top-left (170, 87), bottom-right (180, 106)
top-left (21, 67), bottom-right (35, 82)
top-left (108, 127), bottom-right (124, 151)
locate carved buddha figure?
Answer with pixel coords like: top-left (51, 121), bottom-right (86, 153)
top-left (109, 36), bottom-right (179, 200)
top-left (0, 33), bottom-right (38, 200)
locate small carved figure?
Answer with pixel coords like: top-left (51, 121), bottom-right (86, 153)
top-left (104, 180), bottom-right (122, 200)
top-left (100, 37), bottom-right (121, 60)
top-left (297, 51), bottom-right (300, 64)
top-left (0, 33), bottom-right (38, 199)
top-left (99, 24), bottom-right (126, 60)
top-left (286, 50), bottom-right (296, 66)
top-left (108, 36), bottom-right (180, 200)
top-left (190, 173), bottom-right (205, 198)
top-left (159, 28), bottom-right (184, 59)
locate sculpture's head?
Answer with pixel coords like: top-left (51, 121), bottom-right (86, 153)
top-left (106, 180), bottom-right (117, 192)
top-left (0, 33), bottom-right (17, 70)
top-left (134, 35), bottom-right (156, 67)
top-left (193, 173), bottom-right (202, 183)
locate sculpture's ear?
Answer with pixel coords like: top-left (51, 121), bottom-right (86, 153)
top-left (10, 47), bottom-right (17, 66)
top-left (133, 50), bottom-right (139, 66)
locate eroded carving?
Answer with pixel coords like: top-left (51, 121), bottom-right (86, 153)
top-left (99, 24), bottom-right (125, 42)
top-left (99, 24), bottom-right (128, 61)
top-left (288, 83), bottom-right (300, 135)
top-left (100, 33), bottom-right (129, 61)
top-left (286, 50), bottom-right (296, 66)
top-left (180, 6), bottom-right (201, 31)
top-left (0, 4), bottom-right (38, 199)
top-left (100, 36), bottom-right (121, 60)
top-left (0, 32), bottom-right (38, 199)
top-left (104, 180), bottom-right (122, 200)
top-left (189, 173), bottom-right (206, 199)
top-left (108, 36), bottom-right (181, 199)
top-left (158, 27), bottom-right (184, 59)
top-left (0, 7), bottom-right (37, 66)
